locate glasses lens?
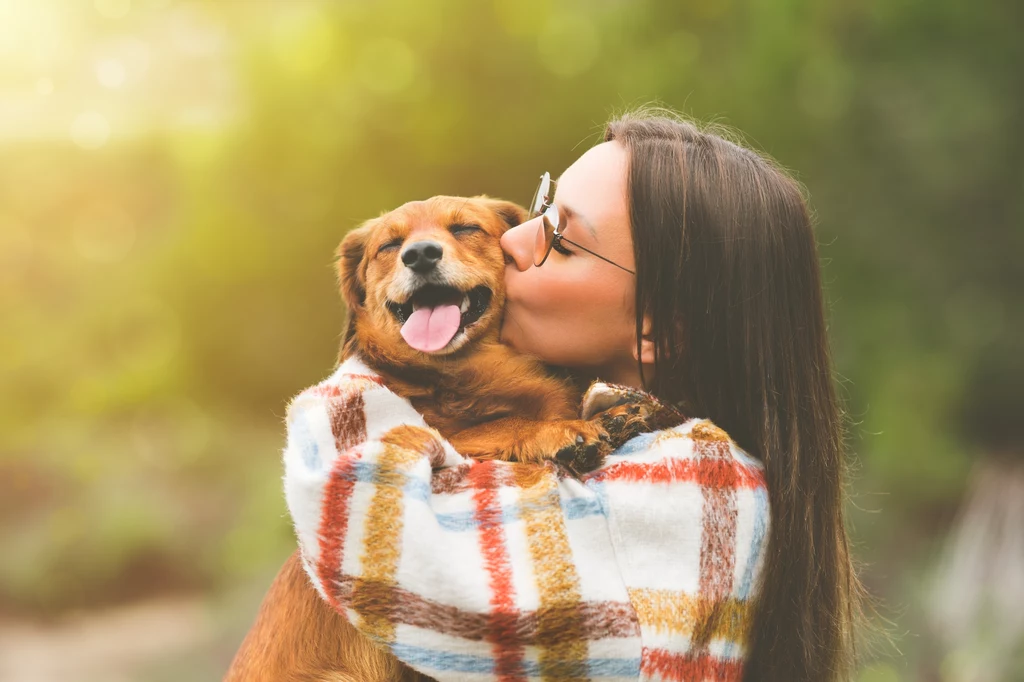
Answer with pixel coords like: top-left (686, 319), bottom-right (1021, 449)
top-left (530, 173), bottom-right (550, 218)
top-left (533, 204), bottom-right (559, 266)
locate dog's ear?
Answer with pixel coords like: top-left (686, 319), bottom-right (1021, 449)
top-left (335, 219), bottom-right (376, 311)
top-left (473, 195), bottom-right (529, 233)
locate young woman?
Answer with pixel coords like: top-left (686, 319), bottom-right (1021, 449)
top-left (499, 109), bottom-right (864, 680)
top-left (228, 107), bottom-right (863, 682)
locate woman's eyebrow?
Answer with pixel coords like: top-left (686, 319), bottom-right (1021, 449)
top-left (553, 173), bottom-right (598, 240)
top-left (561, 203), bottom-right (598, 241)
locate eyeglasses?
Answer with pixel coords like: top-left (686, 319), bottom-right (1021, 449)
top-left (529, 172), bottom-right (636, 275)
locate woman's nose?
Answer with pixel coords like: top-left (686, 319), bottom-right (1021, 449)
top-left (500, 217), bottom-right (539, 271)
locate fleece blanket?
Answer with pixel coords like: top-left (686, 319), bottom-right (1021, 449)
top-left (283, 354), bottom-right (771, 682)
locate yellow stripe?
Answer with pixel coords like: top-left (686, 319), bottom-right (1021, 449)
top-left (514, 464), bottom-right (588, 680)
top-left (627, 587), bottom-right (754, 646)
top-left (356, 426), bottom-right (431, 642)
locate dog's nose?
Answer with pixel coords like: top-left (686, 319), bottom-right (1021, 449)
top-left (401, 240), bottom-right (443, 273)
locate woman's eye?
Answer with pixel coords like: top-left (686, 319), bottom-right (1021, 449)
top-left (551, 239), bottom-right (573, 256)
top-left (450, 223), bottom-right (482, 236)
top-left (378, 239), bottom-right (403, 255)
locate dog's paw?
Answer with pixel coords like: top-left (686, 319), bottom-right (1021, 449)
top-left (553, 422), bottom-right (612, 477)
top-left (596, 402), bottom-right (652, 447)
top-left (591, 393), bottom-right (680, 450)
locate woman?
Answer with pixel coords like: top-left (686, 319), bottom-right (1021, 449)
top-left (228, 107), bottom-right (863, 682)
top-left (500, 109), bottom-right (864, 680)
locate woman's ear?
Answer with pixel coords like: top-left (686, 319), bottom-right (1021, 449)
top-left (335, 220), bottom-right (376, 311)
top-left (473, 195), bottom-right (529, 233)
top-left (631, 314), bottom-right (658, 366)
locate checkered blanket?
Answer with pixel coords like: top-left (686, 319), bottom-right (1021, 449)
top-left (284, 355), bottom-right (771, 682)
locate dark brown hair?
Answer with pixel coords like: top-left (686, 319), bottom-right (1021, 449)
top-left (604, 107), bottom-right (865, 682)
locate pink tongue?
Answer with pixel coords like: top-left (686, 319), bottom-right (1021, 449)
top-left (400, 304), bottom-right (462, 352)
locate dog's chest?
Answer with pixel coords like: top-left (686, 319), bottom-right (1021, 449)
top-left (410, 389), bottom-right (516, 437)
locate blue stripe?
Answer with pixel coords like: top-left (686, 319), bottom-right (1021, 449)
top-left (584, 478), bottom-right (610, 517)
top-left (720, 484), bottom-right (769, 662)
top-left (435, 506), bottom-right (518, 531)
top-left (585, 655), bottom-right (642, 678)
top-left (292, 419), bottom-right (321, 470)
top-left (391, 643), bottom-right (495, 673)
top-left (434, 495), bottom-right (603, 531)
top-left (391, 642), bottom-right (641, 678)
top-left (564, 495), bottom-right (604, 519)
top-left (610, 431), bottom-right (658, 456)
top-left (738, 484), bottom-right (769, 600)
top-left (336, 461), bottom-right (607, 531)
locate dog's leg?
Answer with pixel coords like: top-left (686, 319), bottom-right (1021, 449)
top-left (448, 399), bottom-right (675, 475)
top-left (224, 551), bottom-right (435, 682)
top-left (448, 416), bottom-right (611, 474)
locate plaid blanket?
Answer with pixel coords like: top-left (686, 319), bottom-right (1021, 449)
top-left (284, 355), bottom-right (771, 682)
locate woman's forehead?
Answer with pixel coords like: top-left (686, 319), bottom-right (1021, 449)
top-left (557, 141), bottom-right (626, 190)
top-left (556, 141), bottom-right (630, 242)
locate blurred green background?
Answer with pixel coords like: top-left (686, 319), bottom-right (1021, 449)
top-left (1, 0), bottom-right (1021, 680)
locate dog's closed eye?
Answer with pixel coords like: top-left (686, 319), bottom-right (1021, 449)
top-left (377, 238), bottom-right (403, 255)
top-left (449, 223), bottom-right (482, 236)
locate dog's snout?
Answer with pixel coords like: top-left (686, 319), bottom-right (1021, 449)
top-left (401, 240), bottom-right (443, 274)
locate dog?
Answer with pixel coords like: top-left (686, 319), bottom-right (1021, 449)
top-left (225, 195), bottom-right (651, 682)
top-left (334, 194), bottom-right (625, 468)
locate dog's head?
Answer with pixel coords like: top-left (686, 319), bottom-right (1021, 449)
top-left (336, 195), bottom-right (528, 364)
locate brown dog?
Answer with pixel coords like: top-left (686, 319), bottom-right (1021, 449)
top-left (334, 195), bottom-right (619, 466)
top-left (225, 196), bottom-right (645, 682)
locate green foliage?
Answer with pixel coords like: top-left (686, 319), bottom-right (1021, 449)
top-left (0, 0), bottom-right (1019, 676)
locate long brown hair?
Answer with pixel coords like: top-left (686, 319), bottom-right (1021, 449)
top-left (604, 107), bottom-right (865, 682)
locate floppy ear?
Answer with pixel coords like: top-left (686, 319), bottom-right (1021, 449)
top-left (473, 195), bottom-right (529, 233)
top-left (335, 220), bottom-right (376, 311)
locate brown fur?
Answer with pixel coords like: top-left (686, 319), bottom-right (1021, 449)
top-left (226, 196), bottom-right (644, 681)
top-left (225, 552), bottom-right (430, 682)
top-left (333, 195), bottom-right (612, 467)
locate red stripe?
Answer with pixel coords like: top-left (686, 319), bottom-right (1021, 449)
top-left (593, 457), bottom-right (765, 490)
top-left (641, 647), bottom-right (744, 682)
top-left (310, 374), bottom-right (385, 398)
top-left (697, 438), bottom-right (738, 601)
top-left (314, 388), bottom-right (371, 612)
top-left (469, 461), bottom-right (526, 681)
top-left (695, 439), bottom-right (739, 655)
top-left (316, 449), bottom-right (362, 612)
top-left (342, 373), bottom-right (386, 385)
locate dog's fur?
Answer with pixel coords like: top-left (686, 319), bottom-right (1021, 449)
top-left (225, 196), bottom-right (643, 682)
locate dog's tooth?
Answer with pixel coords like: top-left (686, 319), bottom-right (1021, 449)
top-left (460, 295), bottom-right (470, 313)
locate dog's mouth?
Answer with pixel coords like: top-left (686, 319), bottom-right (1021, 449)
top-left (386, 284), bottom-right (492, 353)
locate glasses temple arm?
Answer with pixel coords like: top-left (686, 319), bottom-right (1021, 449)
top-left (559, 236), bottom-right (636, 275)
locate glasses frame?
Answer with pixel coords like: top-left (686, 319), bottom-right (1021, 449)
top-left (529, 172), bottom-right (636, 275)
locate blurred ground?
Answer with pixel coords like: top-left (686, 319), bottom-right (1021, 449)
top-left (1, 595), bottom-right (217, 682)
top-left (0, 573), bottom-right (279, 682)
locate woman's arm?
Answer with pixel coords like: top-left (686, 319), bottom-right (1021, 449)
top-left (280, 363), bottom-right (646, 681)
top-left (230, 357), bottom-right (771, 681)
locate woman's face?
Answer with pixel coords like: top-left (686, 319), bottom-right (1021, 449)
top-left (500, 141), bottom-right (643, 385)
